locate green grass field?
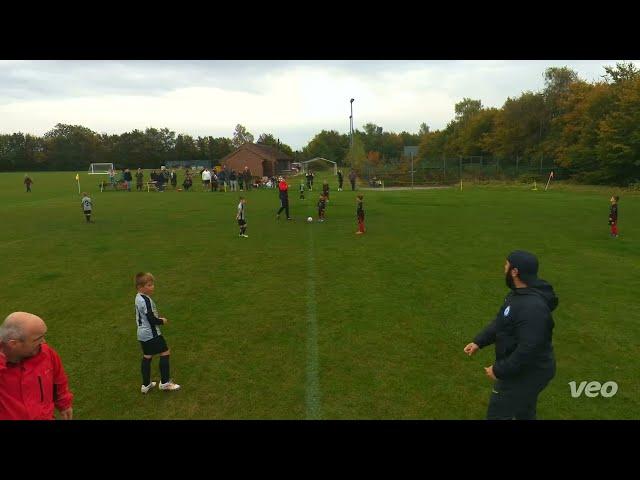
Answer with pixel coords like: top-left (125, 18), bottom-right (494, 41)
top-left (1, 171), bottom-right (638, 419)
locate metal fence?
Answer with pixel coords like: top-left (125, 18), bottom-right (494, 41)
top-left (362, 155), bottom-right (564, 187)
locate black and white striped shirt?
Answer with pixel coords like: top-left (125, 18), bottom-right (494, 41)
top-left (135, 293), bottom-right (163, 341)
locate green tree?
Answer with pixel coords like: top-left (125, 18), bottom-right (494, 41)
top-left (454, 98), bottom-right (483, 122)
top-left (302, 130), bottom-right (350, 164)
top-left (232, 124), bottom-right (254, 148)
top-left (43, 124), bottom-right (101, 171)
top-left (344, 134), bottom-right (367, 172)
top-left (257, 132), bottom-right (294, 156)
top-left (603, 61), bottom-right (640, 85)
top-left (208, 137), bottom-right (233, 163)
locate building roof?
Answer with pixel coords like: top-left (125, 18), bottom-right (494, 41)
top-left (219, 142), bottom-right (293, 164)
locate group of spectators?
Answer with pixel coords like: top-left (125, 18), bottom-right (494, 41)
top-left (102, 166), bottom-right (360, 194)
top-left (106, 166), bottom-right (251, 193)
top-left (200, 165), bottom-right (253, 192)
top-left (148, 167), bottom-right (178, 192)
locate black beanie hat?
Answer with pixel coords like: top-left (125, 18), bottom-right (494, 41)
top-left (507, 250), bottom-right (539, 284)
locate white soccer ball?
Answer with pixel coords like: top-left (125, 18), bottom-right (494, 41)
top-left (307, 216), bottom-right (313, 223)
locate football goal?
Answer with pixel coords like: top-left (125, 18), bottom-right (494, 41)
top-left (88, 163), bottom-right (114, 175)
top-left (301, 157), bottom-right (338, 175)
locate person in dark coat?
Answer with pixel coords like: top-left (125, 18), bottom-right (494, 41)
top-left (464, 251), bottom-right (558, 420)
top-left (349, 170), bottom-right (357, 191)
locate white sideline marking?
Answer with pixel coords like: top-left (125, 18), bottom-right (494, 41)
top-left (305, 227), bottom-right (321, 419)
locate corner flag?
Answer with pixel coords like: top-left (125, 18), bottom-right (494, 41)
top-left (75, 173), bottom-right (81, 193)
top-left (544, 171), bottom-right (554, 191)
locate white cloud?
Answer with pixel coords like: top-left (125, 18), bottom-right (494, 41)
top-left (0, 60), bottom-right (637, 149)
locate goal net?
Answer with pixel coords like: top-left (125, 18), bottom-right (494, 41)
top-left (88, 163), bottom-right (114, 175)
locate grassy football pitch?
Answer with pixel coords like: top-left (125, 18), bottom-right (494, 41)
top-left (1, 171), bottom-right (638, 419)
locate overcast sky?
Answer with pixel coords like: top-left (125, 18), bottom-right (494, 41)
top-left (0, 60), bottom-right (637, 150)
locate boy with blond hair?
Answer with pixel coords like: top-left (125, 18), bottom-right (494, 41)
top-left (134, 273), bottom-right (180, 393)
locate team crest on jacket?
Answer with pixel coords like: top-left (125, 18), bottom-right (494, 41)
top-left (503, 306), bottom-right (511, 317)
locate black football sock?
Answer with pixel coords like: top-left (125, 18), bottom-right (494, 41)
top-left (141, 357), bottom-right (152, 386)
top-left (159, 355), bottom-right (171, 384)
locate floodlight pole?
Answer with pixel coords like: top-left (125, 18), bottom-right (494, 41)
top-left (350, 98), bottom-right (354, 148)
top-left (349, 115), bottom-right (352, 146)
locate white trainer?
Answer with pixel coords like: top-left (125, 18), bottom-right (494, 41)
top-left (159, 380), bottom-right (181, 391)
top-left (141, 381), bottom-right (157, 394)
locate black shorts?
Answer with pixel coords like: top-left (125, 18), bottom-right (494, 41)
top-left (140, 335), bottom-right (169, 356)
top-left (204, 180), bottom-right (211, 185)
top-left (238, 219), bottom-right (246, 226)
top-left (84, 210), bottom-right (91, 215)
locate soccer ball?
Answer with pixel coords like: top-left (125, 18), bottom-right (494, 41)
top-left (307, 216), bottom-right (313, 223)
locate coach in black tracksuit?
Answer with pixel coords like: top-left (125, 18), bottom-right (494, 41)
top-left (464, 250), bottom-right (558, 420)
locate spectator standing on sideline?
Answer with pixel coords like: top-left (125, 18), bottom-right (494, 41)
top-left (0, 312), bottom-right (74, 420)
top-left (136, 168), bottom-right (144, 191)
top-left (244, 166), bottom-right (253, 191)
top-left (123, 168), bottom-right (133, 191)
top-left (464, 251), bottom-right (558, 420)
top-left (349, 170), bottom-right (357, 191)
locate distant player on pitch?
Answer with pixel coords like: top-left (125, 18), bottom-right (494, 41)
top-left (356, 194), bottom-right (365, 234)
top-left (609, 195), bottom-right (619, 238)
top-left (81, 192), bottom-right (93, 223)
top-left (322, 180), bottom-right (330, 201)
top-left (317, 193), bottom-right (327, 222)
top-left (237, 196), bottom-right (248, 238)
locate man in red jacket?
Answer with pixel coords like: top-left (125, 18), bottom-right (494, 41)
top-left (0, 312), bottom-right (74, 420)
top-left (276, 176), bottom-right (292, 220)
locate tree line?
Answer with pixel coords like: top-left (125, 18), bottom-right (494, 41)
top-left (1, 62), bottom-right (638, 185)
top-left (417, 62), bottom-right (640, 186)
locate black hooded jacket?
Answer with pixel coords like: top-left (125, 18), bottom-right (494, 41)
top-left (474, 279), bottom-right (558, 380)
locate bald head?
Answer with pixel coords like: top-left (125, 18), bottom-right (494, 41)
top-left (2, 312), bottom-right (46, 340)
top-left (0, 312), bottom-right (47, 362)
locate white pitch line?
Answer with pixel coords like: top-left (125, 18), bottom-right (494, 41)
top-left (305, 226), bottom-right (321, 419)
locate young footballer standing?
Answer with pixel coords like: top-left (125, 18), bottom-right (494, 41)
top-left (81, 192), bottom-right (93, 223)
top-left (356, 194), bottom-right (365, 234)
top-left (317, 193), bottom-right (327, 222)
top-left (135, 273), bottom-right (181, 393)
top-left (237, 196), bottom-right (248, 237)
top-left (24, 174), bottom-right (33, 193)
top-left (608, 195), bottom-right (619, 238)
top-left (322, 180), bottom-right (330, 201)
